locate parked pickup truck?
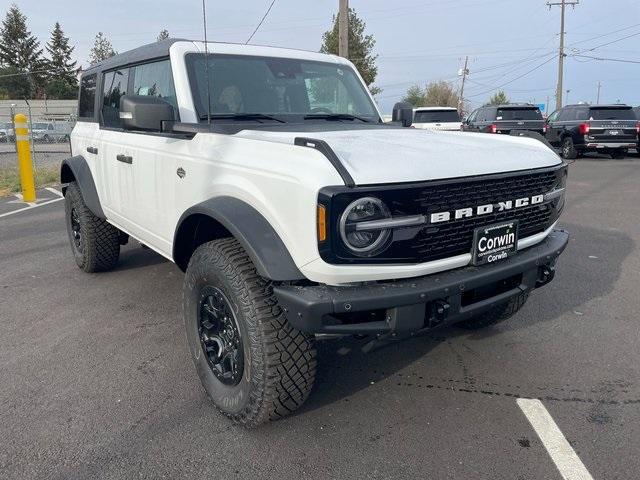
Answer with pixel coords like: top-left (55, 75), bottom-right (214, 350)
top-left (463, 104), bottom-right (545, 135)
top-left (546, 103), bottom-right (639, 159)
top-left (412, 107), bottom-right (462, 131)
top-left (61, 39), bottom-right (569, 427)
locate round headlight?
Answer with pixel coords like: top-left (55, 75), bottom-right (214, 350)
top-left (339, 197), bottom-right (392, 256)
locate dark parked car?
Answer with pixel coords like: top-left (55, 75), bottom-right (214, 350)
top-left (462, 104), bottom-right (545, 135)
top-left (545, 104), bottom-right (638, 159)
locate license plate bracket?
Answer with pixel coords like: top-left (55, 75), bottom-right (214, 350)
top-left (472, 221), bottom-right (519, 266)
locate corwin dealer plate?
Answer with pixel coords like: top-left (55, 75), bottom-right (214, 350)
top-left (472, 220), bottom-right (519, 266)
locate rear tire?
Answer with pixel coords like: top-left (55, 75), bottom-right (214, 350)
top-left (561, 137), bottom-right (578, 160)
top-left (64, 182), bottom-right (120, 272)
top-left (183, 238), bottom-right (316, 427)
top-left (456, 292), bottom-right (529, 330)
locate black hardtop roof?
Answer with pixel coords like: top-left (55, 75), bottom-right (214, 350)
top-left (82, 38), bottom-right (187, 76)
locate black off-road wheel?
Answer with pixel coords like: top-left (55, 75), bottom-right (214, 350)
top-left (561, 137), bottom-right (578, 160)
top-left (183, 238), bottom-right (317, 427)
top-left (64, 182), bottom-right (120, 272)
top-left (456, 292), bottom-right (529, 330)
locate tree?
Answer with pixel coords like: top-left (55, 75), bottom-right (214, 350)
top-left (487, 90), bottom-right (509, 106)
top-left (45, 22), bottom-right (77, 98)
top-left (424, 81), bottom-right (460, 108)
top-left (157, 29), bottom-right (169, 42)
top-left (89, 32), bottom-right (116, 65)
top-left (0, 4), bottom-right (46, 96)
top-left (0, 65), bottom-right (31, 98)
top-left (320, 8), bottom-right (380, 95)
top-left (402, 84), bottom-right (427, 107)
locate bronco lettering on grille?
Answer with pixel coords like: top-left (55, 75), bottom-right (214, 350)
top-left (429, 194), bottom-right (544, 224)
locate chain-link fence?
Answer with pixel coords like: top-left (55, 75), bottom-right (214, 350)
top-left (0, 99), bottom-right (76, 195)
top-left (0, 99), bottom-right (76, 171)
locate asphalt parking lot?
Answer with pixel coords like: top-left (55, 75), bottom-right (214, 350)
top-left (1, 155), bottom-right (639, 479)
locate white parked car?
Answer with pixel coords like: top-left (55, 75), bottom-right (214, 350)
top-left (61, 39), bottom-right (568, 427)
top-left (412, 106), bottom-right (462, 131)
top-left (0, 121), bottom-right (14, 142)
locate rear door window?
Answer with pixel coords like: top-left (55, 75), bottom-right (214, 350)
top-left (495, 108), bottom-right (542, 120)
top-left (79, 74), bottom-right (97, 119)
top-left (101, 68), bottom-right (130, 128)
top-left (414, 110), bottom-right (460, 123)
top-left (588, 107), bottom-right (635, 120)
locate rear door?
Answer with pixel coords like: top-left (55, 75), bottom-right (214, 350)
top-left (97, 66), bottom-right (132, 219)
top-left (494, 106), bottom-right (544, 133)
top-left (545, 110), bottom-right (561, 145)
top-left (586, 106), bottom-right (637, 145)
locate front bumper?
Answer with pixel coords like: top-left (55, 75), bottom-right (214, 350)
top-left (275, 229), bottom-right (569, 335)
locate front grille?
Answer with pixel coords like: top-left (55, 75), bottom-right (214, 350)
top-left (406, 170), bottom-right (558, 262)
top-left (319, 165), bottom-right (566, 265)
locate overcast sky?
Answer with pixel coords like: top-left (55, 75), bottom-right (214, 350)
top-left (11, 0), bottom-right (640, 112)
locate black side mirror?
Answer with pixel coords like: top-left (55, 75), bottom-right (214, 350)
top-left (119, 95), bottom-right (175, 131)
top-left (392, 102), bottom-right (413, 127)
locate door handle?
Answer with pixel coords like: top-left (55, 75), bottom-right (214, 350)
top-left (116, 154), bottom-right (133, 164)
top-left (86, 146), bottom-right (98, 154)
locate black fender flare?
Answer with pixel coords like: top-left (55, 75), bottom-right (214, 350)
top-left (60, 155), bottom-right (105, 219)
top-left (174, 197), bottom-right (305, 281)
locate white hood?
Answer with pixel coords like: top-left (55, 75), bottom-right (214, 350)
top-left (234, 127), bottom-right (561, 185)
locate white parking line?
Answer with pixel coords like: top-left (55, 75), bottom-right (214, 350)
top-left (517, 398), bottom-right (594, 480)
top-left (13, 193), bottom-right (36, 207)
top-left (0, 197), bottom-right (64, 219)
top-left (45, 187), bottom-right (63, 197)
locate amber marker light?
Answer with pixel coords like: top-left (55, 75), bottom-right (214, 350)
top-left (317, 204), bottom-right (327, 242)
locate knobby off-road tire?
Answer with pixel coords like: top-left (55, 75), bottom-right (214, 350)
top-left (456, 292), bottom-right (529, 330)
top-left (64, 182), bottom-right (120, 272)
top-left (561, 137), bottom-right (578, 160)
top-left (183, 238), bottom-right (317, 427)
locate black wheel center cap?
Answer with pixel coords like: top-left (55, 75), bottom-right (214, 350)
top-left (198, 287), bottom-right (244, 386)
top-left (70, 208), bottom-right (82, 249)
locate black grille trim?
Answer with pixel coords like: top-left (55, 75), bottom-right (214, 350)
top-left (318, 164), bottom-right (567, 265)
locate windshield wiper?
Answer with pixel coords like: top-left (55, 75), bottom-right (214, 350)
top-left (199, 113), bottom-right (286, 123)
top-left (303, 113), bottom-right (372, 123)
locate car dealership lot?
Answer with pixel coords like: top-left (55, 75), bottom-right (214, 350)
top-left (1, 156), bottom-right (639, 479)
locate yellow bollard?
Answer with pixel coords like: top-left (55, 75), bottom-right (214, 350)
top-left (14, 113), bottom-right (36, 202)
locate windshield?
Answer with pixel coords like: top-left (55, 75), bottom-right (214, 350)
top-left (185, 53), bottom-right (379, 122)
top-left (588, 107), bottom-right (635, 120)
top-left (496, 108), bottom-right (542, 121)
top-left (0, 122), bottom-right (12, 129)
top-left (33, 122), bottom-right (49, 129)
top-left (414, 110), bottom-right (460, 123)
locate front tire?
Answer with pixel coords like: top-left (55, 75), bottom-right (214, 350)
top-left (561, 137), bottom-right (578, 159)
top-left (64, 182), bottom-right (120, 272)
top-left (183, 238), bottom-right (316, 427)
top-left (456, 292), bottom-right (529, 330)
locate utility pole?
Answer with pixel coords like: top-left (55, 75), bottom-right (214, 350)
top-left (338, 0), bottom-right (349, 58)
top-left (547, 0), bottom-right (579, 110)
top-left (596, 81), bottom-right (601, 104)
top-left (458, 56), bottom-right (469, 115)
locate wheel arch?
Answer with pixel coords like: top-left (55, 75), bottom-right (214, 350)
top-left (173, 197), bottom-right (305, 281)
top-left (60, 156), bottom-right (105, 219)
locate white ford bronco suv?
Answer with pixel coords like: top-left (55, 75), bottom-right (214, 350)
top-left (61, 39), bottom-right (568, 427)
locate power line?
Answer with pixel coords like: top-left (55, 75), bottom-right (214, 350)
top-left (245, 0), bottom-right (277, 44)
top-left (466, 54), bottom-right (558, 98)
top-left (571, 54), bottom-right (640, 65)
